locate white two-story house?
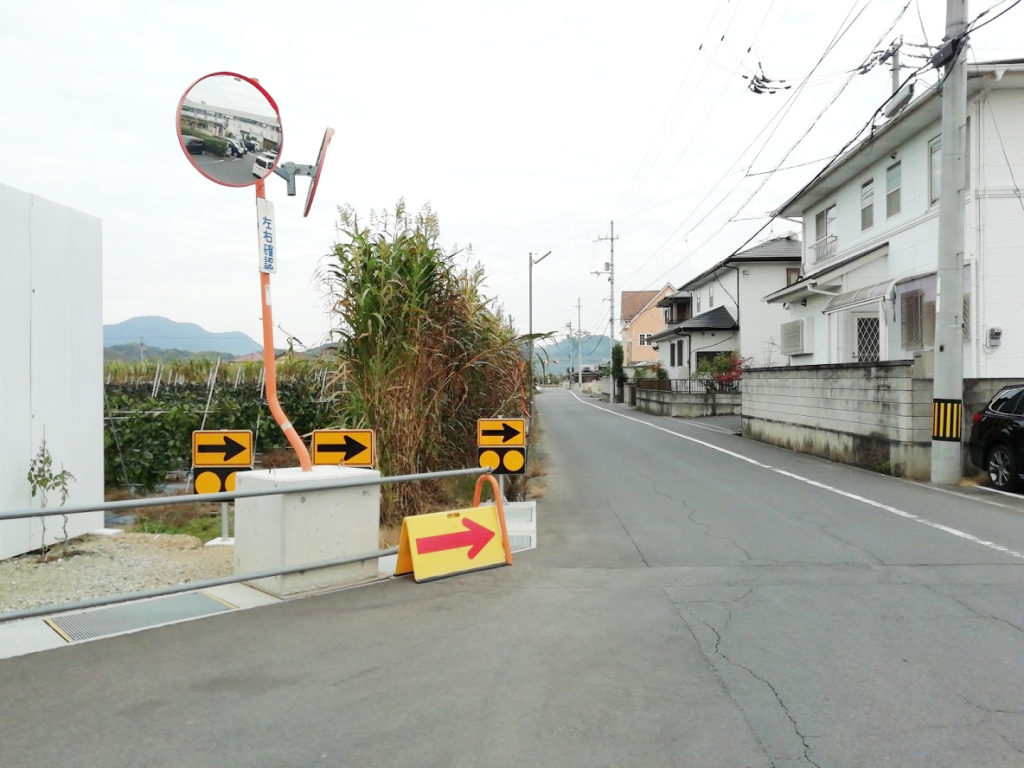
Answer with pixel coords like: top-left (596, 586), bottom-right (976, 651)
top-left (765, 60), bottom-right (1024, 378)
top-left (652, 234), bottom-right (801, 375)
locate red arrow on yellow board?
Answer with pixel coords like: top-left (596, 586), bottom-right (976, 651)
top-left (415, 518), bottom-right (496, 560)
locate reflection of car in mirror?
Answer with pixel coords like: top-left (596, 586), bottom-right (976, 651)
top-left (244, 138), bottom-right (260, 152)
top-left (183, 135), bottom-right (205, 155)
top-left (226, 139), bottom-right (246, 157)
top-left (252, 154), bottom-right (275, 177)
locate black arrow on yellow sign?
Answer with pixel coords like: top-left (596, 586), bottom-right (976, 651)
top-left (318, 434), bottom-right (370, 461)
top-left (481, 422), bottom-right (521, 443)
top-left (197, 435), bottom-right (247, 462)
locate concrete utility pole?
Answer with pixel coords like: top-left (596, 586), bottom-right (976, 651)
top-left (528, 250), bottom-right (551, 414)
top-left (595, 221), bottom-right (618, 402)
top-left (576, 297), bottom-right (583, 388)
top-left (565, 321), bottom-right (574, 388)
top-left (930, 0), bottom-right (969, 484)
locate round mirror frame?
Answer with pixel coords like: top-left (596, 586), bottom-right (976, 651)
top-left (175, 71), bottom-right (283, 188)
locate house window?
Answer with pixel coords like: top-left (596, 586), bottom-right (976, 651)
top-left (901, 291), bottom-right (924, 349)
top-left (813, 204), bottom-right (837, 262)
top-left (886, 161), bottom-right (901, 217)
top-left (676, 340), bottom-right (685, 370)
top-left (670, 342), bottom-right (676, 367)
top-left (861, 179), bottom-right (874, 230)
top-left (639, 334), bottom-right (652, 346)
top-left (696, 294), bottom-right (701, 313)
top-left (708, 285), bottom-right (714, 308)
top-left (786, 267), bottom-right (800, 286)
top-left (929, 137), bottom-right (941, 205)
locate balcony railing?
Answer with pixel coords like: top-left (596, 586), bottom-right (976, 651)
top-left (634, 375), bottom-right (741, 394)
top-left (810, 235), bottom-right (837, 264)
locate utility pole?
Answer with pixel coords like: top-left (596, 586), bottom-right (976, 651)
top-left (930, 0), bottom-right (968, 484)
top-left (576, 297), bottom-right (583, 389)
top-left (528, 250), bottom-right (551, 416)
top-left (594, 220), bottom-right (618, 402)
top-left (890, 41), bottom-right (901, 93)
top-left (565, 321), bottom-right (574, 388)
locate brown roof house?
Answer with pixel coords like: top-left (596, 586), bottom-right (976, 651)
top-left (620, 284), bottom-right (674, 365)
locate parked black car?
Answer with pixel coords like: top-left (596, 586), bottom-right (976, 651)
top-left (968, 383), bottom-right (1024, 490)
top-left (182, 135), bottom-right (205, 155)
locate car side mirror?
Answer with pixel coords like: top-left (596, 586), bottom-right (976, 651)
top-left (175, 72), bottom-right (283, 187)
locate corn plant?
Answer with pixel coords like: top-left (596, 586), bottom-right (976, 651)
top-left (322, 202), bottom-right (528, 525)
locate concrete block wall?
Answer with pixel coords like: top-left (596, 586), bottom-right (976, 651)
top-left (635, 390), bottom-right (741, 418)
top-left (742, 361), bottom-right (933, 479)
top-left (742, 362), bottom-right (1020, 479)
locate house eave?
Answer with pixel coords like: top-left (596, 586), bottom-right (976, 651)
top-left (775, 63), bottom-right (1024, 218)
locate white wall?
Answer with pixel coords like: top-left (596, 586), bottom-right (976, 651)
top-left (737, 264), bottom-right (799, 367)
top-left (974, 89), bottom-right (1024, 377)
top-left (0, 183), bottom-right (103, 560)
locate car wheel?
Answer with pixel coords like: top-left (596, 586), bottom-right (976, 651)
top-left (986, 444), bottom-right (1020, 491)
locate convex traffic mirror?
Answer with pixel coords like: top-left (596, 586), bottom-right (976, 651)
top-left (176, 72), bottom-right (283, 187)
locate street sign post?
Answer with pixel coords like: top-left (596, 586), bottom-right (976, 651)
top-left (311, 429), bottom-right (375, 467)
top-left (477, 418), bottom-right (526, 447)
top-left (477, 418), bottom-right (526, 475)
top-left (192, 430), bottom-right (254, 494)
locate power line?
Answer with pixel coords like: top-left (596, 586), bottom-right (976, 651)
top-left (967, 0), bottom-right (1022, 33)
top-left (623, 0), bottom-right (782, 214)
top-left (622, 0), bottom-right (878, 287)
top-left (619, 3), bottom-right (732, 207)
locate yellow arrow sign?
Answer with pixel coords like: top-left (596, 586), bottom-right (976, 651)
top-left (192, 430), bottom-right (253, 467)
top-left (477, 418), bottom-right (526, 447)
top-left (311, 429), bottom-right (375, 467)
top-left (394, 504), bottom-right (508, 582)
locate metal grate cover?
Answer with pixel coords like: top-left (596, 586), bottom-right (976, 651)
top-left (46, 592), bottom-right (233, 642)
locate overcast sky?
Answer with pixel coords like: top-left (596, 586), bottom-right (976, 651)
top-left (3, 0), bottom-right (1020, 355)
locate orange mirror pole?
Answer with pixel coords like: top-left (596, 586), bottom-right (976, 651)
top-left (255, 179), bottom-right (312, 471)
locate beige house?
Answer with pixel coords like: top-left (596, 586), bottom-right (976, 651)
top-left (620, 284), bottom-right (674, 365)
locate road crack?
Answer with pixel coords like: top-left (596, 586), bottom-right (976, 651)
top-left (641, 469), bottom-right (753, 561)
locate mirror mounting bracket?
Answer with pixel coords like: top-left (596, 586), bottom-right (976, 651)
top-left (272, 162), bottom-right (315, 196)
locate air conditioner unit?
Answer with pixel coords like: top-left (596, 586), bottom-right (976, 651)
top-left (781, 318), bottom-right (813, 356)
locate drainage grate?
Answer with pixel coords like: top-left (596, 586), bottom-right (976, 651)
top-left (46, 592), bottom-right (234, 642)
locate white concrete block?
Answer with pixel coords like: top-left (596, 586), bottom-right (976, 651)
top-left (234, 466), bottom-right (381, 597)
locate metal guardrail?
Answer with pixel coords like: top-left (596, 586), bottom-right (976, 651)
top-left (0, 466), bottom-right (489, 624)
top-left (0, 467), bottom-right (486, 521)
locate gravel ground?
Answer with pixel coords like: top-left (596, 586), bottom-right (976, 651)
top-left (0, 533), bottom-right (233, 613)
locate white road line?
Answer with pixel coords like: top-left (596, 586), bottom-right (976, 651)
top-left (569, 392), bottom-right (1024, 562)
top-left (976, 484), bottom-right (1024, 501)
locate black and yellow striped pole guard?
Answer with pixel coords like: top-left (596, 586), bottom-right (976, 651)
top-left (931, 398), bottom-right (962, 442)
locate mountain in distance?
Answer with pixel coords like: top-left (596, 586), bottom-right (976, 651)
top-left (534, 334), bottom-right (612, 373)
top-left (103, 316), bottom-right (262, 357)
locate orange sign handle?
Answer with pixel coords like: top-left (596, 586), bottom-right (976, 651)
top-left (473, 474), bottom-right (514, 565)
top-left (256, 180), bottom-right (312, 471)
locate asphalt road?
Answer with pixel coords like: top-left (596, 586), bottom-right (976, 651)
top-left (3, 388), bottom-right (1024, 767)
top-left (191, 151), bottom-right (261, 186)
